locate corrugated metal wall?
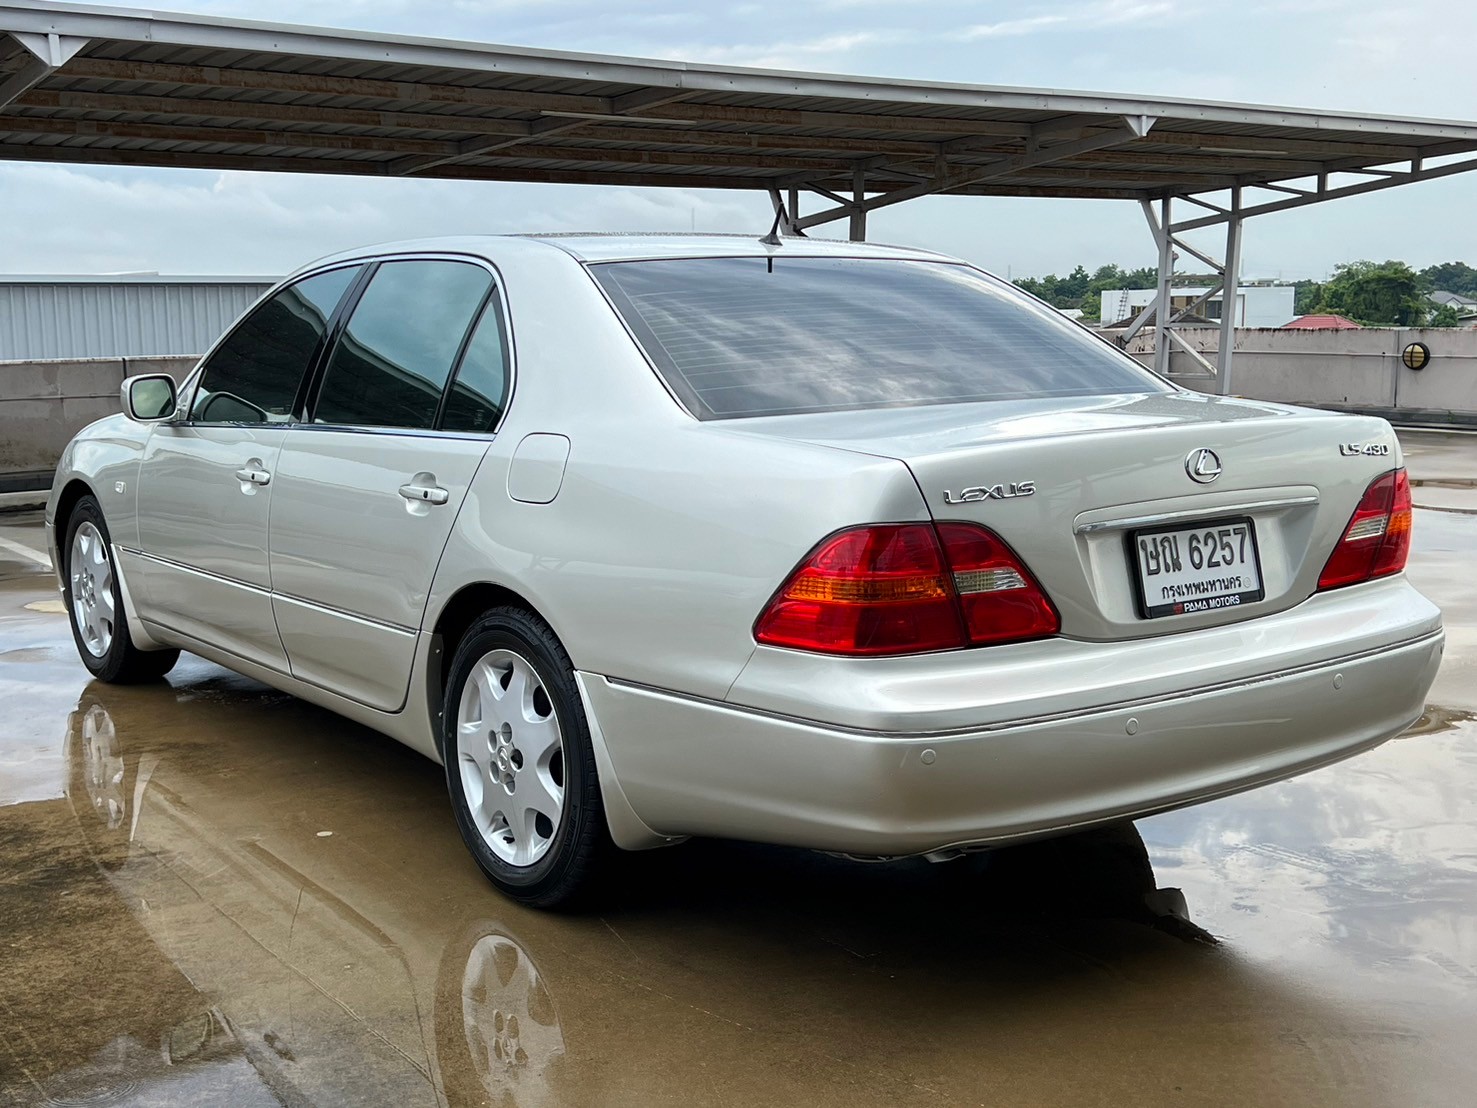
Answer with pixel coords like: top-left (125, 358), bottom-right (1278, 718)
top-left (0, 279), bottom-right (275, 360)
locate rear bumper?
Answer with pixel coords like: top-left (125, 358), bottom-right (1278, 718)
top-left (583, 579), bottom-right (1443, 855)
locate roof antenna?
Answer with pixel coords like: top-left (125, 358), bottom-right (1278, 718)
top-left (759, 203), bottom-right (786, 248)
top-left (760, 188), bottom-right (806, 247)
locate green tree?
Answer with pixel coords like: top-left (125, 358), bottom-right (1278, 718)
top-left (1293, 279), bottom-right (1323, 315)
top-left (1428, 303), bottom-right (1463, 328)
top-left (1309, 260), bottom-right (1425, 326)
top-left (1419, 261), bottom-right (1477, 297)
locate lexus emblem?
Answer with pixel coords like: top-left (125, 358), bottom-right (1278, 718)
top-left (1185, 448), bottom-right (1222, 484)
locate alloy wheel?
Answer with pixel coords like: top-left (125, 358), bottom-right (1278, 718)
top-left (455, 649), bottom-right (567, 866)
top-left (70, 521), bottom-right (115, 658)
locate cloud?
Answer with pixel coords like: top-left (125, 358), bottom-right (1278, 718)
top-left (963, 0), bottom-right (1174, 40)
top-left (963, 15), bottom-right (1070, 39)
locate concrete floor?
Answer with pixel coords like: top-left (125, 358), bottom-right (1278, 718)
top-left (1, 434), bottom-right (1474, 1107)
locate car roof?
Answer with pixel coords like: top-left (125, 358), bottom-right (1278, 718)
top-left (297, 232), bottom-right (957, 275)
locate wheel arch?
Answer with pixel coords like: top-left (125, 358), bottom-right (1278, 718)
top-left (424, 581), bottom-right (675, 852)
top-left (54, 478), bottom-right (96, 554)
top-left (425, 580), bottom-right (555, 754)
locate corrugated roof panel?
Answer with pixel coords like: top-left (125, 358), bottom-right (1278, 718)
top-left (3, 0), bottom-right (1477, 217)
top-left (0, 278), bottom-right (275, 359)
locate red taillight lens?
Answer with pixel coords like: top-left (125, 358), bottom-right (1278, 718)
top-left (936, 522), bottom-right (1061, 645)
top-left (754, 522), bottom-right (1059, 656)
top-left (1317, 469), bottom-right (1413, 591)
top-left (753, 524), bottom-right (963, 655)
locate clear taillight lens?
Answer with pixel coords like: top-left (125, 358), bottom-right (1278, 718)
top-left (1317, 469), bottom-right (1413, 590)
top-left (753, 522), bottom-right (1059, 656)
top-left (935, 522), bottom-right (1060, 646)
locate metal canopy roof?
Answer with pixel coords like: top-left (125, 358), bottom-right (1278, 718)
top-left (4, 0), bottom-right (1477, 238)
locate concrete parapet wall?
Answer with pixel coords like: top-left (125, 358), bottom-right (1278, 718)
top-left (1117, 326), bottom-right (1477, 422)
top-left (0, 355), bottom-right (196, 490)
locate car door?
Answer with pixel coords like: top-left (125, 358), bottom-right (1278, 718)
top-left (267, 257), bottom-right (511, 711)
top-left (133, 266), bottom-right (364, 671)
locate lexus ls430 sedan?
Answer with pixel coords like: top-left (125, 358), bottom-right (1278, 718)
top-left (48, 234), bottom-right (1444, 906)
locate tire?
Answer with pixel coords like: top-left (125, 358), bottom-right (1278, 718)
top-left (63, 495), bottom-right (180, 684)
top-left (442, 607), bottom-right (611, 908)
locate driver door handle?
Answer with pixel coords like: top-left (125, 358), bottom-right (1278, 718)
top-left (235, 466), bottom-right (271, 486)
top-left (399, 482), bottom-right (449, 506)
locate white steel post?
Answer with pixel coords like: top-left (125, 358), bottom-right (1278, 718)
top-left (1152, 197), bottom-right (1174, 377)
top-left (1215, 186), bottom-right (1243, 395)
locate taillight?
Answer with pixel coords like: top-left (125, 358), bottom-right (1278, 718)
top-left (753, 522), bottom-right (1059, 656)
top-left (935, 522), bottom-right (1061, 645)
top-left (1317, 469), bottom-right (1413, 591)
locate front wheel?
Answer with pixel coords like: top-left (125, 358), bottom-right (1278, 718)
top-left (442, 607), bottom-right (611, 908)
top-left (63, 496), bottom-right (180, 684)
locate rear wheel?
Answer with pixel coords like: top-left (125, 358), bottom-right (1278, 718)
top-left (442, 607), bottom-right (610, 908)
top-left (64, 496), bottom-right (180, 684)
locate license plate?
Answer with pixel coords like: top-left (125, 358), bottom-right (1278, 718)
top-left (1128, 516), bottom-right (1264, 619)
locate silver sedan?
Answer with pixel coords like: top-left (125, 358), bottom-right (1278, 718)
top-left (47, 234), bottom-right (1444, 906)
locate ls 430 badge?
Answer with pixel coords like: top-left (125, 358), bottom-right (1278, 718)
top-left (942, 481), bottom-right (1036, 505)
top-left (1339, 442), bottom-right (1391, 457)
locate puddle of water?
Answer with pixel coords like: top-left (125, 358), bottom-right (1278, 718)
top-left (1402, 704), bottom-right (1476, 737)
top-left (0, 646), bottom-right (58, 663)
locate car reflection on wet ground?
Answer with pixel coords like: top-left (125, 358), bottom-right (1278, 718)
top-left (2, 432), bottom-right (1475, 1108)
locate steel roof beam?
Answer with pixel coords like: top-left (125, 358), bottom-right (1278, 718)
top-left (0, 113), bottom-right (462, 154)
top-left (794, 119), bottom-right (1152, 230)
top-left (388, 88), bottom-right (699, 176)
top-left (0, 138), bottom-right (1147, 198)
top-left (0, 31), bottom-right (85, 111)
top-left (12, 88), bottom-right (537, 136)
top-left (1171, 154), bottom-right (1477, 231)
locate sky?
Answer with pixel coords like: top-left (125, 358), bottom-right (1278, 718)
top-left (3, 0), bottom-right (1477, 281)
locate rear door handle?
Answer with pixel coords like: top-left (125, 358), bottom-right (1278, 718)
top-left (234, 465), bottom-right (271, 486)
top-left (399, 483), bottom-right (449, 506)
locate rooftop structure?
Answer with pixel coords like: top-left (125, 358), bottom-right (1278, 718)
top-left (1282, 314), bottom-right (1362, 331)
top-left (4, 1), bottom-right (1477, 388)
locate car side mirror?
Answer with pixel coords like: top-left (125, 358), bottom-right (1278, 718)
top-left (121, 374), bottom-right (179, 423)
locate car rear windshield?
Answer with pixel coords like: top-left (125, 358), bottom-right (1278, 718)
top-left (591, 256), bottom-right (1167, 419)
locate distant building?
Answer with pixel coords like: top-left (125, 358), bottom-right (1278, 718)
top-left (1282, 314), bottom-right (1361, 330)
top-left (0, 274), bottom-right (276, 361)
top-left (1427, 290), bottom-right (1477, 328)
top-left (1428, 290), bottom-right (1477, 310)
top-left (1099, 285), bottom-right (1295, 329)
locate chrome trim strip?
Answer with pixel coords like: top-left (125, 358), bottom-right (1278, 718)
top-left (600, 628), bottom-right (1444, 740)
top-left (120, 546), bottom-right (272, 597)
top-left (1074, 494), bottom-right (1320, 535)
top-left (121, 546), bottom-right (416, 636)
top-left (272, 590), bottom-right (417, 637)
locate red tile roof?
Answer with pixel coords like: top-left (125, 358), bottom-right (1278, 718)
top-left (1282, 314), bottom-right (1362, 329)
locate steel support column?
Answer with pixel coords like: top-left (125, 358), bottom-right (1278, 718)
top-left (1150, 197), bottom-right (1174, 377)
top-left (1215, 187), bottom-right (1243, 395)
top-left (849, 166), bottom-right (866, 241)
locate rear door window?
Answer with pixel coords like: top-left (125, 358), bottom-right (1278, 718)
top-left (440, 299), bottom-right (511, 434)
top-left (312, 259), bottom-right (493, 431)
top-left (592, 256), bottom-right (1168, 419)
top-left (189, 266), bottom-right (360, 423)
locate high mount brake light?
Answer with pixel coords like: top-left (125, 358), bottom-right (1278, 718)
top-left (754, 522), bottom-right (1060, 656)
top-left (1317, 469), bottom-right (1413, 591)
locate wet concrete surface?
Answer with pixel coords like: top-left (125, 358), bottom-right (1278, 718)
top-left (2, 433), bottom-right (1476, 1107)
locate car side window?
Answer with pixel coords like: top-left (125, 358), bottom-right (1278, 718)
top-left (189, 266), bottom-right (360, 423)
top-left (440, 298), bottom-right (511, 434)
top-left (312, 259), bottom-right (492, 431)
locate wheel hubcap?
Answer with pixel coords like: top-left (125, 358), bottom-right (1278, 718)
top-left (70, 522), bottom-right (115, 658)
top-left (456, 649), bottom-right (566, 866)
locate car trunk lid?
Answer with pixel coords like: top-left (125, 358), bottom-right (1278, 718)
top-left (725, 391), bottom-right (1403, 641)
